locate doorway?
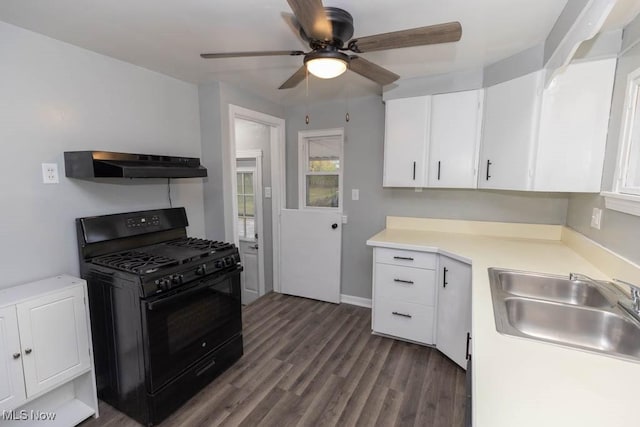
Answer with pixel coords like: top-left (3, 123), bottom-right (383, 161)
top-left (229, 108), bottom-right (285, 304)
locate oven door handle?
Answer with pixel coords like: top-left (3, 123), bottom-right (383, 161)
top-left (146, 267), bottom-right (240, 311)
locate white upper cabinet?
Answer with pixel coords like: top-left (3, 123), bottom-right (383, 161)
top-left (533, 58), bottom-right (616, 192)
top-left (428, 89), bottom-right (484, 188)
top-left (479, 71), bottom-right (544, 190)
top-left (383, 96), bottom-right (429, 187)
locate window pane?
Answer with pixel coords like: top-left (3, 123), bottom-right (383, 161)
top-left (245, 195), bottom-right (255, 217)
top-left (237, 218), bottom-right (245, 238)
top-left (306, 175), bottom-right (339, 208)
top-left (309, 138), bottom-right (340, 172)
top-left (237, 173), bottom-right (243, 194)
top-left (626, 88), bottom-right (640, 188)
top-left (237, 195), bottom-right (244, 216)
top-left (244, 172), bottom-right (254, 195)
top-left (245, 218), bottom-right (255, 239)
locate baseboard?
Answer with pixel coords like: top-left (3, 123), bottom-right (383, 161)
top-left (340, 294), bottom-right (372, 308)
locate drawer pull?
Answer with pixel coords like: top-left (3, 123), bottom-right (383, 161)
top-left (393, 278), bottom-right (414, 284)
top-left (392, 311), bottom-right (412, 318)
top-left (393, 256), bottom-right (414, 261)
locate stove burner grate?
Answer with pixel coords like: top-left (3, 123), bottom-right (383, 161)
top-left (167, 237), bottom-right (233, 252)
top-left (93, 251), bottom-right (178, 274)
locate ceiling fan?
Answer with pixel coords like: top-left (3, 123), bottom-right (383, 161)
top-left (200, 0), bottom-right (462, 89)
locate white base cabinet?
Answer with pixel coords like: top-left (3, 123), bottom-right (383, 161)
top-left (0, 275), bottom-right (97, 426)
top-left (371, 247), bottom-right (472, 368)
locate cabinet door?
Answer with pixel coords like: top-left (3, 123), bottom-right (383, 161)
top-left (0, 306), bottom-right (26, 412)
top-left (533, 58), bottom-right (616, 192)
top-left (383, 96), bottom-right (429, 187)
top-left (428, 90), bottom-right (483, 188)
top-left (436, 256), bottom-right (471, 369)
top-left (478, 71), bottom-right (543, 190)
top-left (17, 285), bottom-right (91, 397)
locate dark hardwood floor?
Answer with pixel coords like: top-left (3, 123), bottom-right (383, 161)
top-left (81, 292), bottom-right (466, 427)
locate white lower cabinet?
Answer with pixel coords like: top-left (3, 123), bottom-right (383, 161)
top-left (0, 275), bottom-right (98, 426)
top-left (436, 256), bottom-right (472, 368)
top-left (371, 248), bottom-right (471, 368)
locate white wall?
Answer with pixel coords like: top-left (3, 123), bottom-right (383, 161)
top-left (0, 21), bottom-right (205, 289)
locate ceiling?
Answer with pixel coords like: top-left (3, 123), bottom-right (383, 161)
top-left (0, 0), bottom-right (633, 106)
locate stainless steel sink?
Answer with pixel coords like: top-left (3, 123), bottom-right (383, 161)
top-left (489, 268), bottom-right (640, 362)
top-left (497, 270), bottom-right (613, 308)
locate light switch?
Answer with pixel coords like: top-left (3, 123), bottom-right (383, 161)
top-left (351, 189), bottom-right (359, 200)
top-left (264, 187), bottom-right (272, 198)
top-left (342, 215), bottom-right (348, 224)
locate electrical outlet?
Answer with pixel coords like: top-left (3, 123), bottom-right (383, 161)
top-left (590, 208), bottom-right (602, 230)
top-left (351, 189), bottom-right (359, 200)
top-left (42, 163), bottom-right (59, 184)
top-left (264, 187), bottom-right (272, 199)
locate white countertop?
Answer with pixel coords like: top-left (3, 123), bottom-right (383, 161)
top-left (367, 226), bottom-right (640, 427)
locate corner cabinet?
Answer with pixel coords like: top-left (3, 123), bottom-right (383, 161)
top-left (371, 247), bottom-right (471, 369)
top-left (0, 275), bottom-right (98, 425)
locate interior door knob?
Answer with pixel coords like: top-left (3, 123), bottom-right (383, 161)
top-left (331, 223), bottom-right (338, 229)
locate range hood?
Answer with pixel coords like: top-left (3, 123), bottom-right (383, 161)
top-left (64, 151), bottom-right (207, 179)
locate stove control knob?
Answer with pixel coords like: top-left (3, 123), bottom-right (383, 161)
top-left (158, 278), bottom-right (171, 291)
top-left (196, 265), bottom-right (207, 276)
top-left (171, 274), bottom-right (183, 285)
top-left (215, 260), bottom-right (223, 269)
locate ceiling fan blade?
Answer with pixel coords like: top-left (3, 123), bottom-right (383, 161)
top-left (286, 0), bottom-right (332, 41)
top-left (349, 56), bottom-right (399, 86)
top-left (200, 50), bottom-right (304, 59)
top-left (279, 66), bottom-right (307, 90)
top-left (281, 12), bottom-right (309, 44)
top-left (350, 22), bottom-right (462, 53)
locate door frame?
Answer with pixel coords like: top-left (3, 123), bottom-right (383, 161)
top-left (228, 105), bottom-right (286, 293)
top-left (236, 151), bottom-right (265, 300)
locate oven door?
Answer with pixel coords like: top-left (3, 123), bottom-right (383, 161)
top-left (141, 267), bottom-right (242, 392)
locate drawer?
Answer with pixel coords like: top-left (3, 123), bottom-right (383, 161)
top-left (375, 247), bottom-right (436, 269)
top-left (374, 263), bottom-right (436, 305)
top-left (373, 299), bottom-right (435, 344)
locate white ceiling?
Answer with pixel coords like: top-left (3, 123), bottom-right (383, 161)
top-left (0, 0), bottom-right (626, 106)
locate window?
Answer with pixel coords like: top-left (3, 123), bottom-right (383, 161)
top-left (298, 131), bottom-right (343, 209)
top-left (603, 66), bottom-right (640, 216)
top-left (237, 170), bottom-right (255, 240)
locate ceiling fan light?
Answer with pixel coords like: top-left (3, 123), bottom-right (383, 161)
top-left (306, 57), bottom-right (348, 79)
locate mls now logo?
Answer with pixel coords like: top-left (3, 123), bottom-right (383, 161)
top-left (2, 410), bottom-right (56, 421)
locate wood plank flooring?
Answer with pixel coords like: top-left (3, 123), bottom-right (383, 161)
top-left (80, 292), bottom-right (466, 427)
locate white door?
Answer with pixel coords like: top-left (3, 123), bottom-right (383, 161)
top-left (16, 285), bottom-right (91, 397)
top-left (436, 256), bottom-right (472, 369)
top-left (237, 164), bottom-right (264, 304)
top-left (478, 70), bottom-right (543, 190)
top-left (280, 209), bottom-right (342, 303)
top-left (0, 306), bottom-right (26, 412)
top-left (383, 96), bottom-right (430, 187)
top-left (428, 90), bottom-right (483, 188)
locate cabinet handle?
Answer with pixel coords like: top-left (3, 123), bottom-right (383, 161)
top-left (393, 256), bottom-right (414, 261)
top-left (466, 333), bottom-right (472, 360)
top-left (437, 161), bottom-right (441, 180)
top-left (412, 161), bottom-right (416, 180)
top-left (486, 160), bottom-right (492, 181)
top-left (13, 353), bottom-right (20, 359)
top-left (392, 311), bottom-right (412, 318)
top-left (393, 278), bottom-right (414, 284)
top-left (24, 348), bottom-right (32, 355)
top-left (443, 267), bottom-right (448, 288)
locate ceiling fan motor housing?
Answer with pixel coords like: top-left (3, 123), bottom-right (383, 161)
top-left (301, 7), bottom-right (354, 47)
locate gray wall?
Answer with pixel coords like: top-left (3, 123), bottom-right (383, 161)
top-left (285, 96), bottom-right (569, 300)
top-left (0, 21), bottom-right (205, 289)
top-left (198, 82), bottom-right (284, 242)
top-left (236, 119), bottom-right (274, 293)
top-left (566, 15), bottom-right (640, 265)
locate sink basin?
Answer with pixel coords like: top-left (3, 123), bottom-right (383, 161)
top-left (489, 268), bottom-right (640, 362)
top-left (497, 270), bottom-right (612, 308)
top-left (504, 298), bottom-right (640, 358)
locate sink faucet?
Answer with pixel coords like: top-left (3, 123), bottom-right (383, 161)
top-left (613, 278), bottom-right (640, 314)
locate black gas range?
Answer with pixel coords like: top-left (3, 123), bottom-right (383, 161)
top-left (76, 208), bottom-right (243, 426)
